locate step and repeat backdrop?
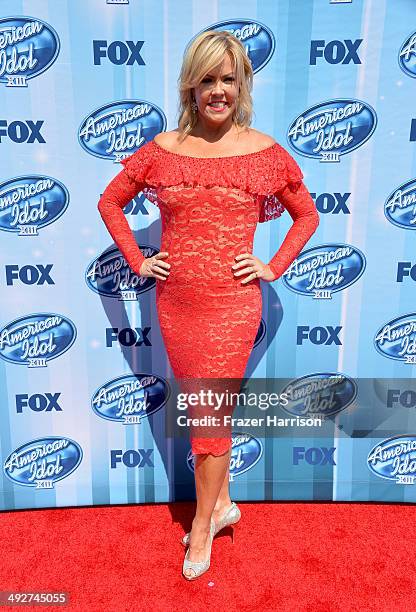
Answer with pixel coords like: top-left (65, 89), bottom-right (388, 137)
top-left (1, 0), bottom-right (416, 511)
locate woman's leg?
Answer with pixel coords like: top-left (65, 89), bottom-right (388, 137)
top-left (183, 449), bottom-right (230, 578)
top-left (213, 448), bottom-right (233, 519)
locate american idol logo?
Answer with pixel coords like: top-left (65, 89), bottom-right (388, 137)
top-left (0, 175), bottom-right (69, 235)
top-left (384, 179), bottom-right (416, 230)
top-left (282, 243), bottom-right (366, 298)
top-left (86, 245), bottom-right (158, 299)
top-left (186, 433), bottom-right (262, 480)
top-left (4, 437), bottom-right (82, 488)
top-left (287, 99), bottom-right (377, 162)
top-left (0, 17), bottom-right (60, 88)
top-left (374, 313), bottom-right (416, 364)
top-left (197, 19), bottom-right (275, 73)
top-left (0, 313), bottom-right (76, 367)
top-left (367, 435), bottom-right (416, 485)
top-left (92, 373), bottom-right (170, 424)
top-left (78, 100), bottom-right (166, 161)
top-left (280, 373), bottom-right (356, 418)
top-left (398, 31), bottom-right (416, 78)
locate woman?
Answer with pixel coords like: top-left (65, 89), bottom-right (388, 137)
top-left (97, 30), bottom-right (319, 580)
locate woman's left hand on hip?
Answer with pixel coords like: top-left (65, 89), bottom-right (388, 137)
top-left (231, 253), bottom-right (276, 284)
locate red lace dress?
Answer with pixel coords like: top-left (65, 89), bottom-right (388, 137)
top-left (97, 139), bottom-right (319, 456)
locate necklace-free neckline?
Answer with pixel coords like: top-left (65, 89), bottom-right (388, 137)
top-left (152, 139), bottom-right (279, 160)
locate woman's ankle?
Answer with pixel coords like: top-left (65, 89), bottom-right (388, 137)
top-left (214, 498), bottom-right (232, 513)
top-left (191, 516), bottom-right (211, 531)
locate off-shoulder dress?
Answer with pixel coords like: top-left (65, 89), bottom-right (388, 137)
top-left (97, 139), bottom-right (319, 456)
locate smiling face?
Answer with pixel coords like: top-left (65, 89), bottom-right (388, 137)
top-left (192, 52), bottom-right (239, 127)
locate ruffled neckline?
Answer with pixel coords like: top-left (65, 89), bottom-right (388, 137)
top-left (120, 137), bottom-right (304, 213)
top-left (151, 139), bottom-right (279, 160)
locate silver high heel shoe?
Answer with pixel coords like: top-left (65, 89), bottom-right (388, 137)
top-left (182, 516), bottom-right (216, 581)
top-left (181, 502), bottom-right (241, 547)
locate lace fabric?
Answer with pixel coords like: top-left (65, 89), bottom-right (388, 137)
top-left (97, 138), bottom-right (320, 455)
top-left (120, 140), bottom-right (303, 223)
top-left (98, 139), bottom-right (319, 280)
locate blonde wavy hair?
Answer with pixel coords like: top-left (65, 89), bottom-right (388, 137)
top-left (177, 30), bottom-right (254, 139)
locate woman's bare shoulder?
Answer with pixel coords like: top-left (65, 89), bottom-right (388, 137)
top-left (247, 128), bottom-right (277, 149)
top-left (153, 130), bottom-right (182, 149)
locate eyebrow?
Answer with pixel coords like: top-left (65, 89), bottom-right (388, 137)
top-left (204, 72), bottom-right (235, 78)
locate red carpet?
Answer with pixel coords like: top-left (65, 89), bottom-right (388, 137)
top-left (1, 502), bottom-right (415, 611)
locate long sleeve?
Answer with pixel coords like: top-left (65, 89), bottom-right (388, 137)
top-left (267, 181), bottom-right (320, 280)
top-left (97, 143), bottom-right (154, 275)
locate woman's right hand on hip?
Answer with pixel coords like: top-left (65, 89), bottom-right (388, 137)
top-left (139, 252), bottom-right (170, 280)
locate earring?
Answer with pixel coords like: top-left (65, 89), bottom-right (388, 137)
top-left (191, 100), bottom-right (198, 113)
